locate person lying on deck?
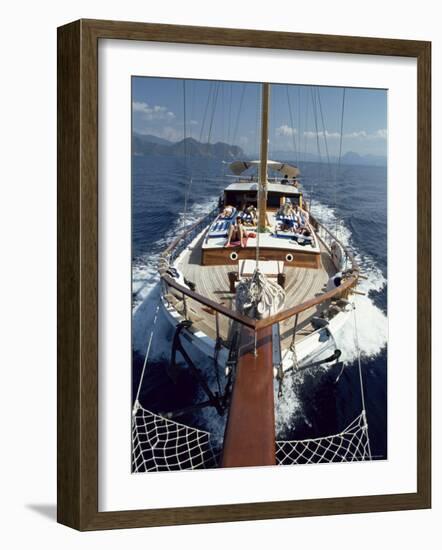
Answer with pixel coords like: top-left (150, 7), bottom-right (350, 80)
top-left (241, 204), bottom-right (257, 226)
top-left (225, 216), bottom-right (247, 247)
top-left (219, 205), bottom-right (235, 218)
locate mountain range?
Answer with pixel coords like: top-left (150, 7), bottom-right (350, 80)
top-left (133, 134), bottom-right (244, 160)
top-left (133, 134), bottom-right (387, 167)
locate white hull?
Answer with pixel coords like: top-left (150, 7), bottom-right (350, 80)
top-left (160, 294), bottom-right (351, 372)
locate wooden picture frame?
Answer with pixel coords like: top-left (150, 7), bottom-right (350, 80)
top-left (57, 18), bottom-right (431, 530)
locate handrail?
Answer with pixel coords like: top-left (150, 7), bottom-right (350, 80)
top-left (161, 266), bottom-right (357, 332)
top-left (162, 274), bottom-right (257, 329)
top-left (254, 272), bottom-right (357, 329)
top-left (311, 213), bottom-right (358, 271)
top-left (160, 209), bottom-right (359, 332)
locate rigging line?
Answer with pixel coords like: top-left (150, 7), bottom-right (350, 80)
top-left (316, 87), bottom-right (335, 220)
top-left (204, 82), bottom-right (221, 189)
top-left (182, 79), bottom-right (189, 229)
top-left (352, 300), bottom-right (373, 459)
top-left (134, 302), bottom-right (161, 408)
top-left (231, 83), bottom-right (247, 146)
top-left (286, 85), bottom-right (298, 163)
top-left (297, 86), bottom-right (302, 164)
top-left (311, 88), bottom-right (322, 161)
top-left (188, 79), bottom-right (194, 141)
top-left (335, 87), bottom-right (347, 236)
top-left (220, 83), bottom-right (232, 195)
top-left (227, 82), bottom-right (233, 145)
top-left (256, 84), bottom-right (263, 269)
top-left (199, 82), bottom-right (214, 143)
top-left (302, 87), bottom-right (310, 170)
top-left (310, 87), bottom-right (323, 210)
top-left (317, 88), bottom-right (332, 168)
top-left (206, 81), bottom-right (220, 147)
top-left (181, 80), bottom-right (196, 230)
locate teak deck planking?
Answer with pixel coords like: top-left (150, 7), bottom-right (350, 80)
top-left (175, 232), bottom-right (335, 349)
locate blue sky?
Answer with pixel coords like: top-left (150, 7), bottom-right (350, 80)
top-left (132, 77), bottom-right (387, 157)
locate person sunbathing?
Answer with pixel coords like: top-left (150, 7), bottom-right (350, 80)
top-left (277, 201), bottom-right (298, 229)
top-left (293, 204), bottom-right (309, 225)
top-left (278, 201), bottom-right (293, 217)
top-left (219, 205), bottom-right (235, 219)
top-left (242, 204), bottom-right (257, 226)
top-left (225, 216), bottom-right (246, 247)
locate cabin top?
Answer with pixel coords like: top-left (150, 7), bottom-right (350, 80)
top-left (225, 159), bottom-right (302, 208)
top-left (224, 181), bottom-right (301, 195)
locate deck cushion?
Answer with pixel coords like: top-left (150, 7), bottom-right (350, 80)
top-left (207, 207), bottom-right (237, 237)
top-left (207, 219), bottom-right (232, 238)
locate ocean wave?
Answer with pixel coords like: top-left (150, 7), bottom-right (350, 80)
top-left (274, 199), bottom-right (387, 435)
top-left (310, 200), bottom-right (387, 363)
top-left (132, 197), bottom-right (218, 356)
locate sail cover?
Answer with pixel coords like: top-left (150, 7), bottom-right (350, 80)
top-left (229, 159), bottom-right (300, 178)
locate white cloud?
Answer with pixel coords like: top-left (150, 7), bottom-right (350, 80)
top-left (344, 129), bottom-right (387, 140)
top-left (276, 124), bottom-right (298, 137)
top-left (301, 128), bottom-right (387, 141)
top-left (159, 126), bottom-right (183, 142)
top-left (136, 126), bottom-right (183, 142)
top-left (132, 101), bottom-right (176, 121)
top-left (345, 130), bottom-right (367, 138)
top-left (374, 128), bottom-right (388, 139)
top-left (304, 130), bottom-right (341, 139)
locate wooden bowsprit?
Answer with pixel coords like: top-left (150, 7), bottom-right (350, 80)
top-left (221, 325), bottom-right (276, 468)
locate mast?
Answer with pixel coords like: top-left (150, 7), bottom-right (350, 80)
top-left (258, 83), bottom-right (270, 233)
top-left (221, 83), bottom-right (277, 468)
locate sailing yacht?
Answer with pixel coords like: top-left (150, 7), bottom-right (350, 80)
top-left (154, 83), bottom-right (362, 467)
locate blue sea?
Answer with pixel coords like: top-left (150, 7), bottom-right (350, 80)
top-left (132, 155), bottom-right (387, 462)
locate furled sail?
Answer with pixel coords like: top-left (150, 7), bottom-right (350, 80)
top-left (235, 269), bottom-right (286, 319)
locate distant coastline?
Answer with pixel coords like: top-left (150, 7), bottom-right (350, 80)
top-left (132, 134), bottom-right (244, 160)
top-left (132, 133), bottom-right (387, 167)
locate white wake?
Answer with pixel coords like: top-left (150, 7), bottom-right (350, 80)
top-left (275, 200), bottom-right (387, 435)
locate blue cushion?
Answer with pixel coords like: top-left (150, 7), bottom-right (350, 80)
top-left (207, 218), bottom-right (232, 238)
top-left (274, 231), bottom-right (295, 239)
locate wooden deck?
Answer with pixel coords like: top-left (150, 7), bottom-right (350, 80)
top-left (169, 232), bottom-right (337, 350)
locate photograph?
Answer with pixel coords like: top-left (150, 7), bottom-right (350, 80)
top-left (130, 76), bottom-right (388, 472)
